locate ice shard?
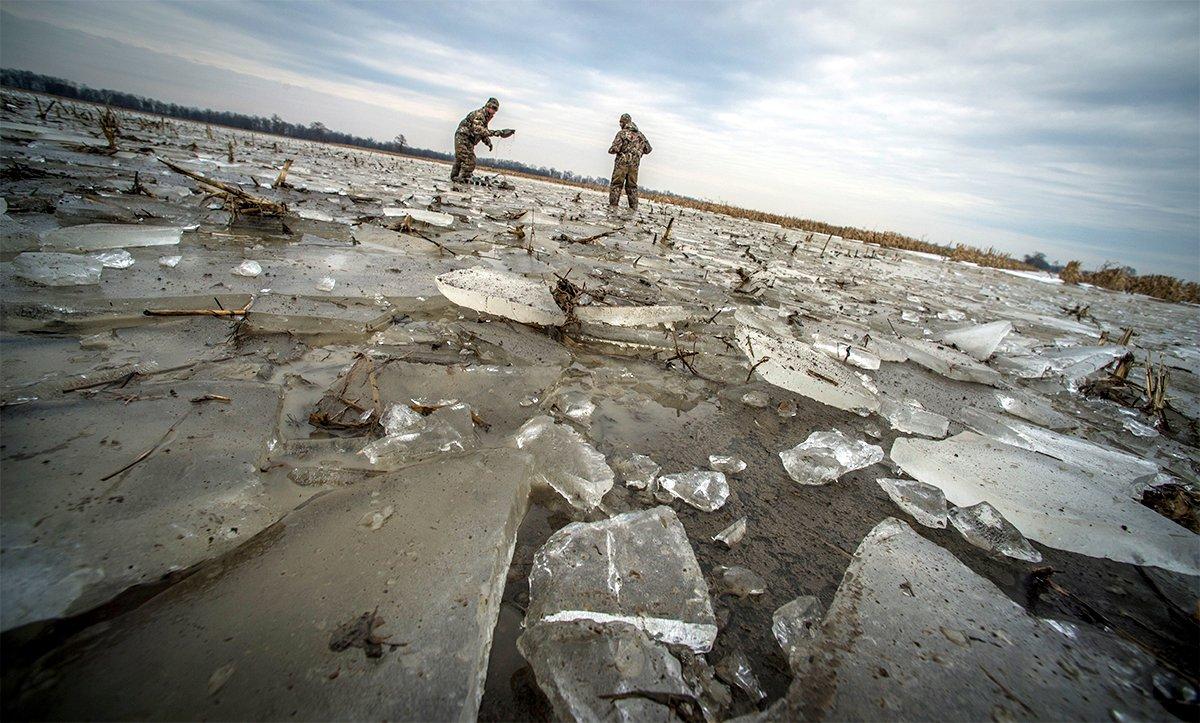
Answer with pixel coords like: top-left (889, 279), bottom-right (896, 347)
top-left (514, 415), bottom-right (614, 510)
top-left (779, 430), bottom-right (884, 485)
top-left (359, 402), bottom-right (478, 466)
top-left (712, 516), bottom-right (747, 547)
top-left (382, 207), bottom-right (455, 227)
top-left (936, 320), bottom-right (1012, 361)
top-left (949, 501), bottom-right (1042, 562)
top-left (876, 477), bottom-right (948, 528)
top-left (709, 454), bottom-right (746, 474)
top-left (892, 432), bottom-right (1198, 574)
top-left (526, 506), bottom-right (718, 652)
top-left (993, 389), bottom-right (1076, 430)
top-left (771, 595), bottom-right (823, 670)
top-left (715, 650), bottom-right (766, 702)
top-left (658, 470), bottom-right (730, 512)
top-left (39, 223), bottom-right (182, 251)
top-left (91, 249), bottom-right (135, 269)
top-left (11, 252), bottom-right (102, 286)
top-left (812, 335), bottom-right (882, 370)
top-left (436, 267), bottom-right (567, 326)
top-left (713, 565), bottom-right (766, 597)
top-left (763, 518), bottom-right (1166, 721)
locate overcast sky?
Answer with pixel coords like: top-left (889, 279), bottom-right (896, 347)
top-left (2, 0), bottom-right (1197, 279)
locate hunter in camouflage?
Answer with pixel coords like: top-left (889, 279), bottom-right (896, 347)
top-left (608, 113), bottom-right (652, 209)
top-left (451, 97), bottom-right (515, 183)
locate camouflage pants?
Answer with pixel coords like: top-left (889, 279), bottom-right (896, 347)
top-left (450, 133), bottom-right (476, 182)
top-left (609, 161), bottom-right (639, 208)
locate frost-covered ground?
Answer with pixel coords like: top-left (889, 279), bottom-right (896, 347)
top-left (1, 90), bottom-right (1197, 721)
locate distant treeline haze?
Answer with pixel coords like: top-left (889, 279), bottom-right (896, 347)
top-left (2, 68), bottom-right (1196, 303)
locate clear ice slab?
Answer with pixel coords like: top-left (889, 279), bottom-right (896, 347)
top-left (779, 429), bottom-right (884, 485)
top-left (762, 518), bottom-right (1167, 721)
top-left (771, 595), bottom-right (823, 671)
top-left (514, 415), bottom-right (614, 510)
top-left (892, 432), bottom-right (1198, 574)
top-left (736, 323), bottom-right (880, 414)
top-left (878, 396), bottom-right (949, 437)
top-left (526, 506), bottom-right (718, 652)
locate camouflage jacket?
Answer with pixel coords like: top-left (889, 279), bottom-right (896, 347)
top-left (456, 108), bottom-right (501, 145)
top-left (608, 123), bottom-right (652, 166)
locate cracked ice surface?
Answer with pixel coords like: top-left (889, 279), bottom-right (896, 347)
top-left (526, 506), bottom-right (718, 652)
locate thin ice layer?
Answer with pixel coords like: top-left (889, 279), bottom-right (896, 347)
top-left (736, 325), bottom-right (879, 414)
top-left (878, 397), bottom-right (949, 437)
top-left (436, 267), bottom-right (567, 326)
top-left (892, 432), bottom-right (1198, 574)
top-left (11, 252), bottom-right (102, 286)
top-left (766, 518), bottom-right (1165, 721)
top-left (575, 304), bottom-right (688, 327)
top-left (897, 337), bottom-right (1002, 386)
top-left (526, 506), bottom-right (718, 652)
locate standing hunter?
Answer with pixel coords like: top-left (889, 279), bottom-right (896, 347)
top-left (608, 113), bottom-right (652, 210)
top-left (451, 97), bottom-right (515, 184)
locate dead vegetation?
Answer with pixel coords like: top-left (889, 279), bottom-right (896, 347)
top-left (1060, 261), bottom-right (1200, 304)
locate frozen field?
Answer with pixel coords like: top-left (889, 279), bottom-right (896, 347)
top-left (1, 91), bottom-right (1197, 721)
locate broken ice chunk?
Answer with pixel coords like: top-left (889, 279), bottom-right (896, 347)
top-left (936, 320), bottom-right (1012, 361)
top-left (517, 620), bottom-right (693, 723)
top-left (712, 517), bottom-right (747, 548)
top-left (40, 223), bottom-right (182, 251)
top-left (876, 478), bottom-right (948, 528)
top-left (658, 470), bottom-right (729, 512)
top-left (526, 506), bottom-right (718, 652)
top-left (772, 595), bottom-right (823, 668)
top-left (12, 252), bottom-right (102, 286)
top-left (316, 276), bottom-right (336, 292)
top-left (949, 501), bottom-right (1042, 562)
top-left (779, 430), bottom-right (884, 485)
top-left (550, 389), bottom-right (596, 425)
top-left (436, 267), bottom-right (566, 326)
top-left (1040, 344), bottom-right (1126, 380)
top-left (91, 249), bottom-right (134, 269)
top-left (714, 565), bottom-right (766, 597)
top-left (736, 326), bottom-right (880, 414)
top-left (878, 397), bottom-right (949, 437)
top-left (612, 452), bottom-right (660, 491)
top-left (770, 518), bottom-right (1166, 721)
top-left (513, 415), bottom-right (613, 510)
top-left (231, 260), bottom-right (262, 277)
top-left (715, 650), bottom-right (766, 702)
top-left (382, 207), bottom-right (455, 227)
top-left (158, 254), bottom-right (182, 268)
top-left (990, 352), bottom-right (1052, 378)
top-left (708, 454), bottom-right (746, 474)
top-left (892, 432), bottom-right (1198, 575)
top-left (359, 402), bottom-right (478, 466)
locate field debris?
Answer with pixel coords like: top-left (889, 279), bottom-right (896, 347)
top-left (1, 90), bottom-right (1196, 721)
